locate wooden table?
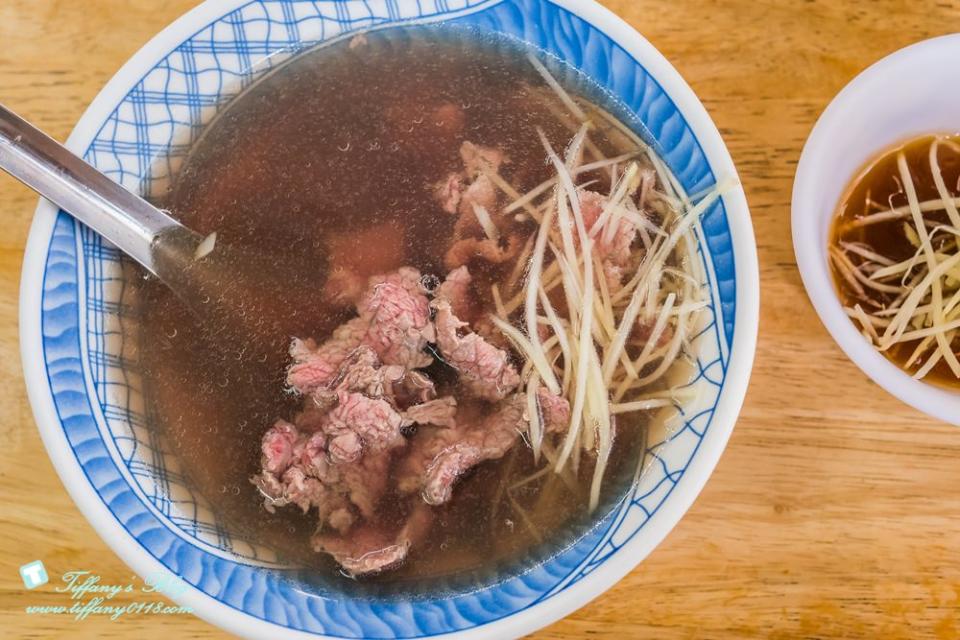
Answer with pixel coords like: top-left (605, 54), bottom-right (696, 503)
top-left (2, 1), bottom-right (959, 638)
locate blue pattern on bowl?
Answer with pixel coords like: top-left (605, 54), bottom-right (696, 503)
top-left (37, 0), bottom-right (736, 636)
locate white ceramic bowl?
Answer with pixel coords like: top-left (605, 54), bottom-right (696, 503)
top-left (20, 1), bottom-right (758, 637)
top-left (793, 34), bottom-right (960, 425)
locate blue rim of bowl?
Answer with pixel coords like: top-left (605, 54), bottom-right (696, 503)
top-left (20, 1), bottom-right (757, 638)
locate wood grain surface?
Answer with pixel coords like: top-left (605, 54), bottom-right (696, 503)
top-left (2, 1), bottom-right (959, 638)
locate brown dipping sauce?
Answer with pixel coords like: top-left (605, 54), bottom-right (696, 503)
top-left (829, 134), bottom-right (960, 389)
top-left (136, 27), bottom-right (654, 589)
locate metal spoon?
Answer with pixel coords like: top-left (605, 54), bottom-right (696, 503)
top-left (0, 103), bottom-right (313, 373)
top-left (0, 103), bottom-right (206, 280)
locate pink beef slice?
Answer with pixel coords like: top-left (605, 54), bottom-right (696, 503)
top-left (444, 233), bottom-right (524, 272)
top-left (403, 396), bottom-right (458, 428)
top-left (536, 387), bottom-right (571, 434)
top-left (435, 173), bottom-right (463, 215)
top-left (303, 344), bottom-right (434, 412)
top-left (399, 395), bottom-right (525, 505)
top-left (327, 447), bottom-right (393, 520)
top-left (286, 323), bottom-right (367, 395)
top-left (321, 345), bottom-right (405, 402)
top-left (277, 465), bottom-right (340, 516)
top-left (357, 267), bottom-right (434, 369)
top-left (312, 502), bottom-right (433, 577)
top-left (251, 419), bottom-right (394, 533)
top-left (260, 418), bottom-right (299, 475)
top-left (286, 268), bottom-right (434, 394)
top-left (577, 189), bottom-right (638, 286)
top-left (251, 425), bottom-right (355, 529)
top-left (432, 299), bottom-right (520, 401)
top-left (322, 390), bottom-right (407, 464)
top-left (397, 370), bottom-right (437, 405)
top-left (434, 141), bottom-right (504, 224)
top-left (339, 347), bottom-right (405, 397)
top-left (396, 425), bottom-right (461, 496)
top-left (435, 265), bottom-right (477, 323)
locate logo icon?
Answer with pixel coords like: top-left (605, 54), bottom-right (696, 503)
top-left (19, 561), bottom-right (48, 589)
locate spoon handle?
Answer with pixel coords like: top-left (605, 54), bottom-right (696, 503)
top-left (0, 102), bottom-right (186, 274)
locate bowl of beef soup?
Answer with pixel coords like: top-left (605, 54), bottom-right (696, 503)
top-left (19, 1), bottom-right (758, 638)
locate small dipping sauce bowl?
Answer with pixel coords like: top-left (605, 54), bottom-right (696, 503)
top-left (793, 34), bottom-right (960, 424)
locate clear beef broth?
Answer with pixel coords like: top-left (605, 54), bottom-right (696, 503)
top-left (139, 27), bottom-right (649, 584)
